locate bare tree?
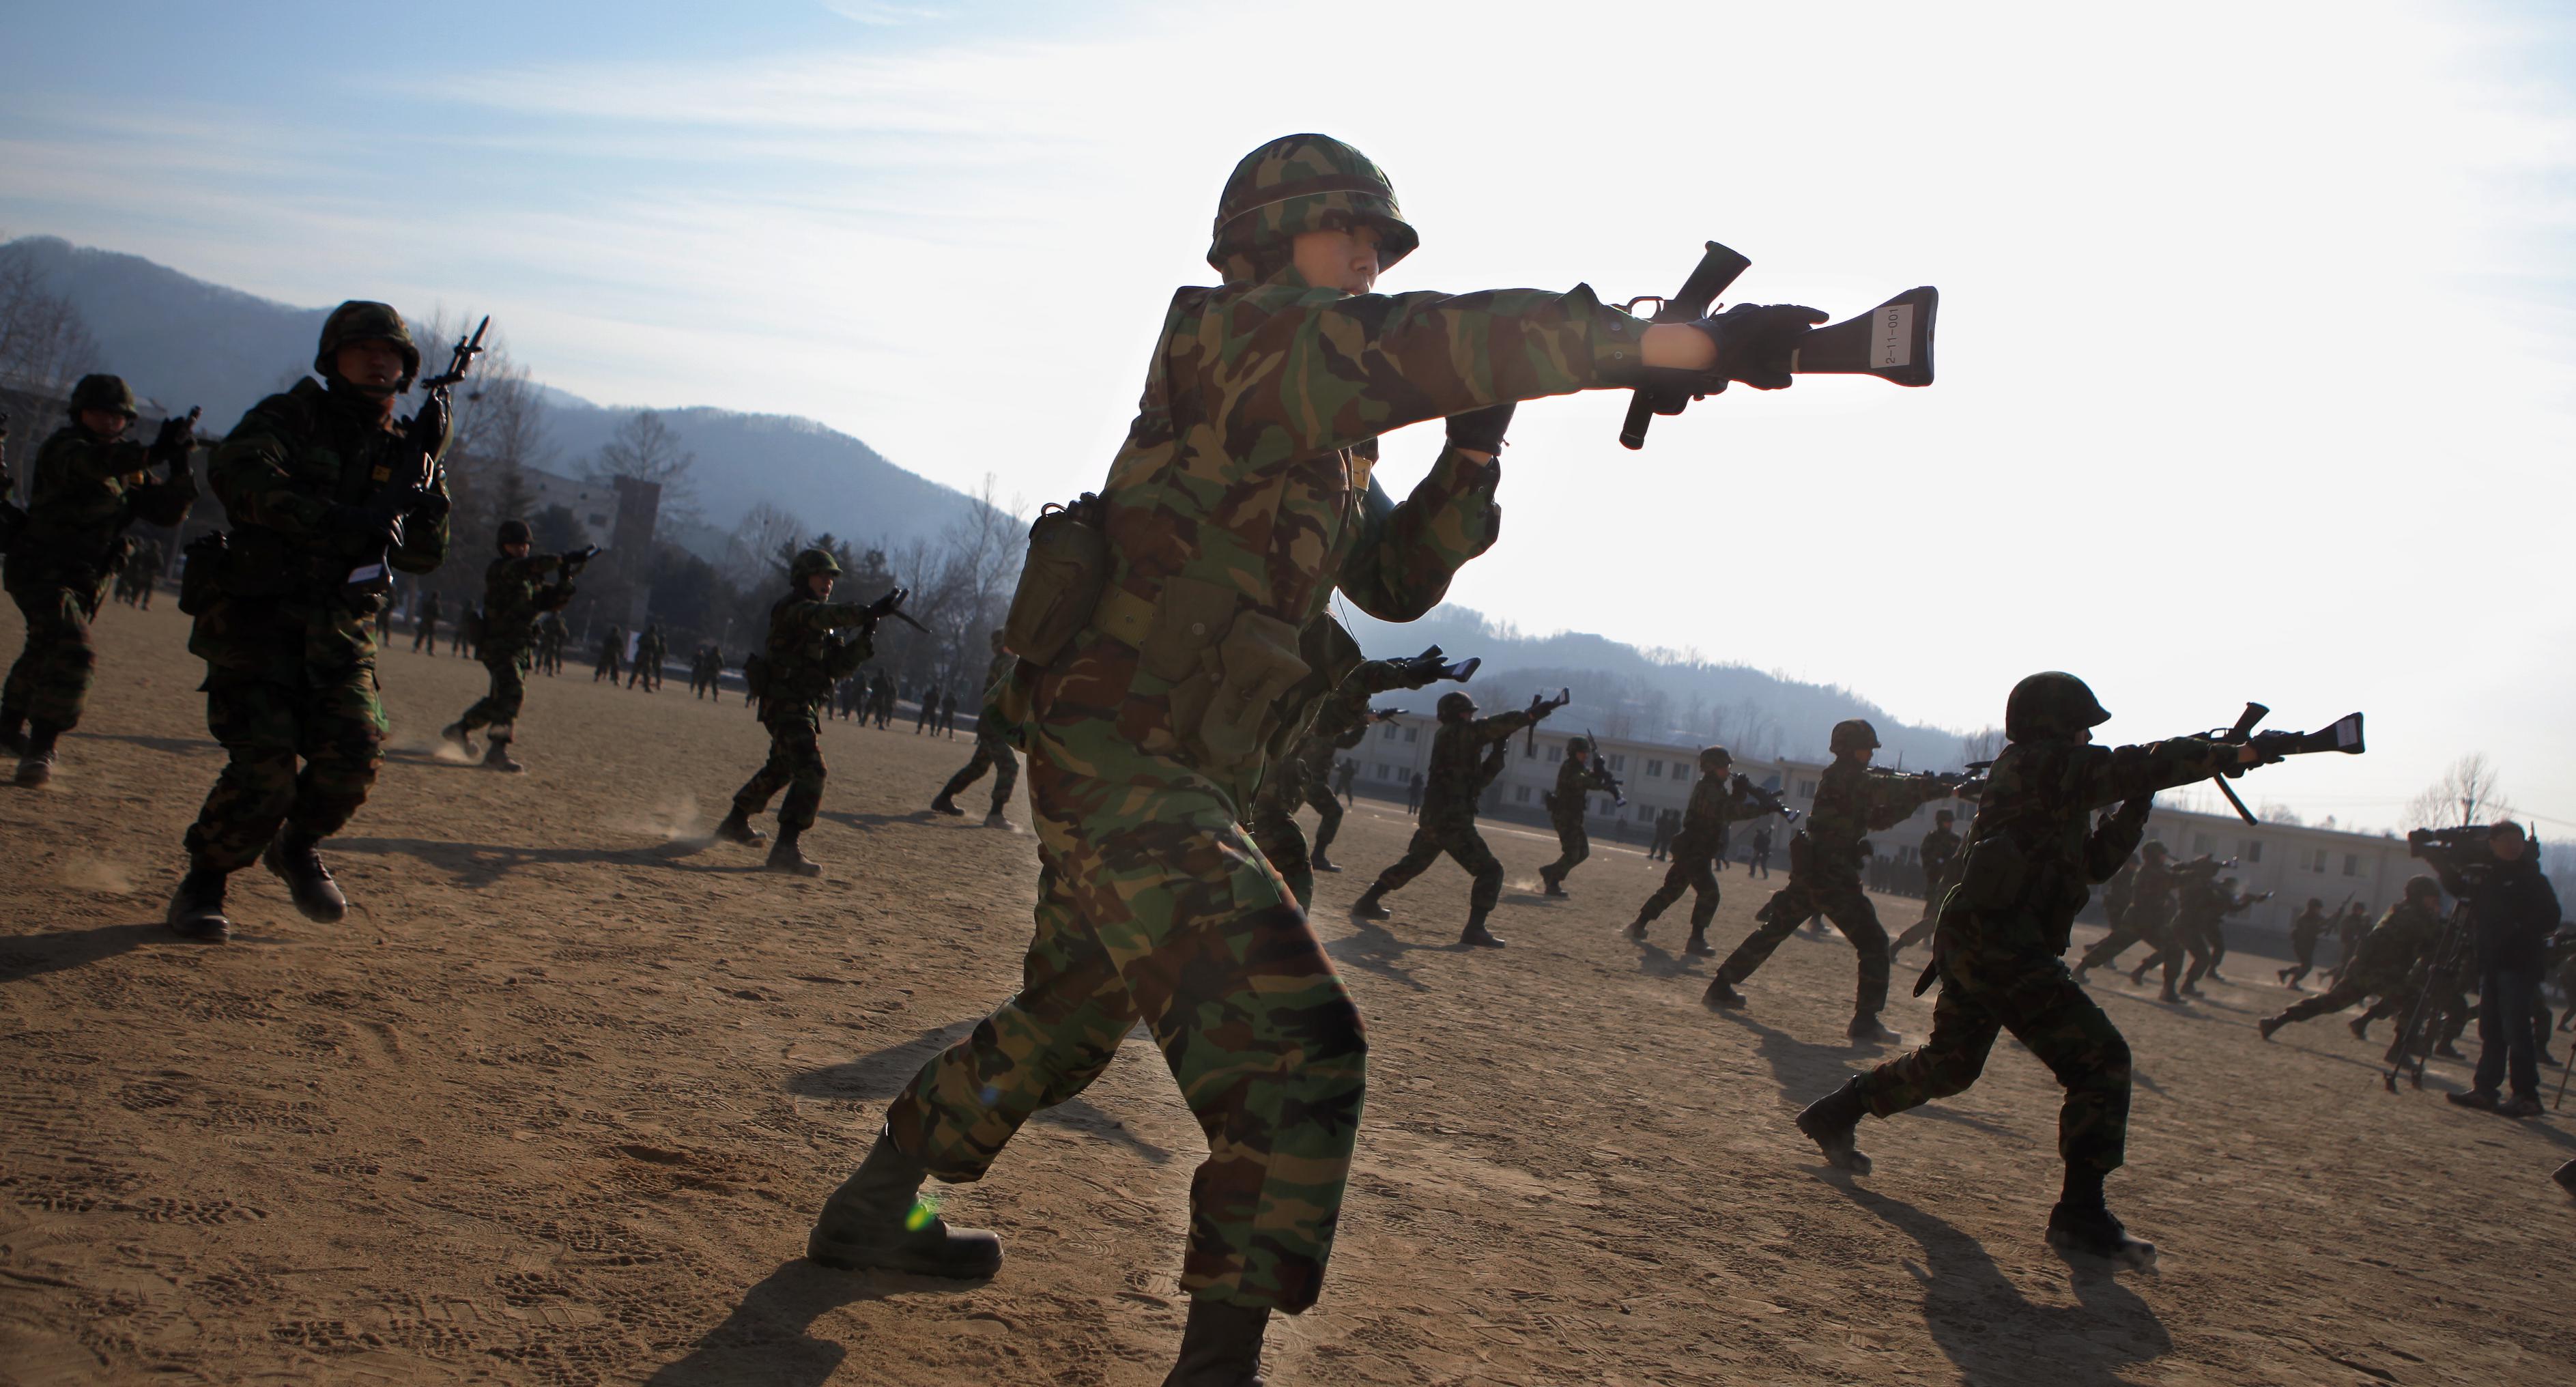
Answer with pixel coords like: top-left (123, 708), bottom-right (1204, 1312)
top-left (724, 502), bottom-right (803, 592)
top-left (0, 243), bottom-right (100, 392)
top-left (2256, 801), bottom-right (2305, 826)
top-left (1958, 726), bottom-right (2005, 765)
top-left (587, 410), bottom-right (698, 521)
top-left (2403, 753), bottom-right (2514, 830)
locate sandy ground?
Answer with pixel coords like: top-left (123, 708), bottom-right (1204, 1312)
top-left (3, 600), bottom-right (2572, 1387)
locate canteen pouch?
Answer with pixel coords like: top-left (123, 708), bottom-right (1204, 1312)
top-left (1189, 608), bottom-right (1310, 771)
top-left (177, 530), bottom-right (227, 616)
top-left (1002, 493), bottom-right (1108, 667)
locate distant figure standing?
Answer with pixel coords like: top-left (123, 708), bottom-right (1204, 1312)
top-left (916, 685), bottom-right (939, 733)
top-left (940, 687), bottom-right (959, 737)
top-left (412, 589), bottom-right (441, 653)
top-left (593, 624), bottom-right (624, 682)
top-left (1749, 823), bottom-right (1773, 878)
top-left (449, 603), bottom-right (474, 657)
top-left (1334, 758), bottom-right (1357, 806)
top-left (1404, 770), bottom-right (1423, 816)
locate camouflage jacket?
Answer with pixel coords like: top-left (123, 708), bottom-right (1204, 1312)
top-left (1918, 825), bottom-right (1962, 881)
top-left (420, 590), bottom-right (442, 622)
top-left (7, 423), bottom-right (195, 584)
top-left (1420, 709), bottom-right (1543, 827)
top-left (1290, 659), bottom-right (1417, 779)
top-left (1799, 760), bottom-right (1954, 882)
top-left (2287, 906), bottom-right (2330, 946)
top-left (1932, 736), bottom-right (2235, 964)
top-left (760, 590), bottom-right (876, 716)
top-left (192, 379), bottom-right (449, 681)
top-left (1547, 755), bottom-right (1618, 825)
top-left (1035, 264), bottom-right (1650, 792)
top-left (973, 648), bottom-right (1018, 747)
top-left (2101, 857), bottom-right (2141, 920)
top-left (1673, 773), bottom-right (1773, 858)
top-left (479, 554), bottom-right (576, 655)
top-left (2350, 898), bottom-right (2446, 984)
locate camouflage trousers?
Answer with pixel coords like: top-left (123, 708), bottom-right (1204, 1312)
top-left (885, 730), bottom-right (1365, 1313)
top-left (936, 732), bottom-right (1018, 815)
top-left (1543, 817), bottom-right (1592, 885)
top-left (1633, 847), bottom-right (1721, 934)
top-left (2274, 971), bottom-right (2401, 1027)
top-left (3, 575), bottom-right (105, 730)
top-left (1859, 944), bottom-right (2132, 1177)
top-left (458, 646), bottom-right (531, 737)
top-left (184, 664), bottom-right (386, 874)
top-left (1247, 779), bottom-right (1317, 913)
top-left (1369, 816), bottom-right (1504, 917)
top-left (2076, 900), bottom-right (2172, 975)
top-left (1720, 873), bottom-right (1891, 1016)
top-left (732, 707), bottom-right (825, 831)
top-left (1304, 777), bottom-right (1343, 860)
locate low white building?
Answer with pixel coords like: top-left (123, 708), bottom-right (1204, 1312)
top-left (1347, 715), bottom-right (2416, 943)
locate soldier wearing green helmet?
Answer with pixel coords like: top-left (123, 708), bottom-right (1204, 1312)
top-left (165, 301), bottom-right (452, 942)
top-left (439, 518), bottom-right (586, 771)
top-left (2, 373), bottom-right (199, 784)
top-left (1791, 670), bottom-right (2282, 1272)
top-left (1536, 733), bottom-right (1622, 898)
top-left (805, 132), bottom-right (1835, 1382)
top-left (713, 545), bottom-right (897, 874)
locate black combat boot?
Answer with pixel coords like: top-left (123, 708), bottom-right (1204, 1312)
top-left (1539, 868), bottom-right (1568, 899)
top-left (1847, 1013), bottom-right (1898, 1044)
top-left (712, 807), bottom-right (767, 845)
top-left (166, 869), bottom-right (233, 942)
top-left (2258, 1016), bottom-right (2284, 1042)
top-left (2046, 1200), bottom-right (2157, 1269)
top-left (1624, 916), bottom-right (1650, 941)
top-left (481, 735), bottom-right (523, 773)
top-left (1349, 887), bottom-right (1391, 921)
top-left (2347, 1016), bottom-right (2371, 1042)
top-left (2445, 1088), bottom-right (2500, 1111)
top-left (1684, 928), bottom-right (1715, 956)
top-left (1311, 850), bottom-right (1341, 874)
top-left (1702, 975), bottom-right (1747, 1010)
top-left (1459, 909), bottom-right (1506, 949)
top-left (1795, 1077), bottom-right (1872, 1175)
top-left (263, 828), bottom-right (349, 924)
top-left (767, 828), bottom-right (822, 877)
top-left (1162, 1297), bottom-right (1270, 1387)
top-left (807, 1128), bottom-right (1003, 1277)
top-left (2433, 1038), bottom-right (2466, 1061)
top-left (438, 721), bottom-right (474, 756)
top-left (14, 721), bottom-right (62, 786)
top-left (982, 808), bottom-right (1011, 830)
top-left (928, 792), bottom-right (964, 817)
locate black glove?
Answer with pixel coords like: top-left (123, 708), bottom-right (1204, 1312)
top-left (1685, 303), bottom-right (1828, 390)
top-left (406, 392), bottom-right (452, 456)
top-left (328, 487), bottom-right (422, 546)
top-left (1445, 401), bottom-right (1515, 454)
top-left (147, 409), bottom-right (199, 471)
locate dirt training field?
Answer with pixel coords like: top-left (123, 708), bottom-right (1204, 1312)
top-left (3, 601), bottom-right (2571, 1386)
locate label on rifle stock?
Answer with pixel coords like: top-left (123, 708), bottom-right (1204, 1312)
top-left (1873, 303), bottom-right (1914, 369)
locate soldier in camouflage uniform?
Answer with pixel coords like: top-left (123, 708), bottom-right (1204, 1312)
top-left (1794, 672), bottom-right (2278, 1270)
top-left (438, 519), bottom-right (583, 771)
top-left (2070, 840), bottom-right (2180, 990)
top-left (1, 375), bottom-right (199, 784)
top-left (1706, 719), bottom-right (1967, 1040)
top-left (2279, 898), bottom-right (2330, 988)
top-left (628, 620), bottom-right (666, 691)
top-left (801, 132), bottom-right (1826, 1382)
top-left (164, 303), bottom-right (451, 940)
top-left (2259, 878), bottom-right (2446, 1040)
top-left (712, 547), bottom-right (889, 874)
top-left (1892, 809), bottom-right (1964, 954)
top-left (123, 538), bottom-right (167, 608)
top-left (1625, 746), bottom-right (1781, 954)
top-left (411, 587), bottom-right (440, 653)
top-left (1350, 688), bottom-right (1561, 947)
top-left (592, 623), bottom-right (622, 682)
top-left (931, 630), bottom-right (1023, 829)
top-left (1536, 734), bottom-right (1621, 898)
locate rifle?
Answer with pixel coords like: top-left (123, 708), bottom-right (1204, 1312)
top-left (1616, 240), bottom-right (1939, 449)
top-left (1394, 644), bottom-right (1479, 687)
top-left (1524, 687), bottom-right (1569, 755)
top-left (1586, 728), bottom-right (1627, 807)
top-left (2194, 703), bottom-right (2367, 824)
top-left (1732, 773), bottom-right (1801, 823)
top-left (149, 407), bottom-right (201, 474)
top-left (346, 316), bottom-right (487, 599)
top-left (1366, 706), bottom-right (1405, 724)
top-left (860, 586), bottom-right (930, 636)
top-left (556, 543), bottom-right (602, 575)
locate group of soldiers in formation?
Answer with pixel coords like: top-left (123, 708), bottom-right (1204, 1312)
top-left (5, 132), bottom-right (2566, 1386)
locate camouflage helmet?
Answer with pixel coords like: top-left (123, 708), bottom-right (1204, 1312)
top-left (1936, 809), bottom-right (1954, 823)
top-left (1699, 745), bottom-right (1732, 771)
top-left (1208, 134), bottom-right (1419, 284)
top-left (1566, 735), bottom-right (1592, 756)
top-left (68, 373), bottom-right (137, 418)
top-left (988, 629), bottom-right (1006, 651)
top-left (496, 518), bottom-right (532, 547)
top-left (1829, 718), bottom-right (1880, 754)
top-left (2306, 898), bottom-right (2323, 910)
top-left (1436, 690), bottom-right (1474, 722)
top-left (2005, 671), bottom-right (2111, 741)
top-left (2403, 874), bottom-right (2440, 902)
top-left (2143, 839), bottom-right (2170, 859)
top-left (790, 547), bottom-right (842, 582)
top-left (315, 300), bottom-right (420, 388)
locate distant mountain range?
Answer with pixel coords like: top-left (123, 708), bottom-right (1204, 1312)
top-left (8, 233), bottom-right (1974, 764)
top-left (1, 235), bottom-right (984, 559)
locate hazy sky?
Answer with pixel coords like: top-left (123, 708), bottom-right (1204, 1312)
top-left (4, 1), bottom-right (2571, 833)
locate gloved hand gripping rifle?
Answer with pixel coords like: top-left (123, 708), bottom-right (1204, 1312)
top-left (2194, 703), bottom-right (2367, 825)
top-left (347, 316), bottom-right (486, 599)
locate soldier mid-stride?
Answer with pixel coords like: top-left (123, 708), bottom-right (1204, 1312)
top-left (2279, 898), bottom-right (2331, 989)
top-left (1704, 719), bottom-right (1966, 1041)
top-left (592, 623), bottom-right (622, 682)
top-left (1351, 689), bottom-right (1561, 947)
top-left (1793, 672), bottom-right (2279, 1270)
top-left (2260, 878), bottom-right (2444, 1040)
top-left (165, 302), bottom-right (451, 940)
top-left (411, 587), bottom-right (440, 653)
top-left (2, 375), bottom-right (198, 785)
top-left (799, 132), bottom-right (1826, 1384)
top-left (930, 631), bottom-right (1022, 829)
top-left (438, 519), bottom-right (584, 771)
top-left (1625, 746), bottom-right (1780, 954)
top-left (712, 548), bottom-right (887, 875)
top-left (1536, 734), bottom-right (1620, 898)
top-left (1891, 809), bottom-right (1962, 954)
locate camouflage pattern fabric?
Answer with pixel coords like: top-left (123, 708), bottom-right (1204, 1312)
top-left (1365, 708), bottom-right (1538, 917)
top-left (730, 590), bottom-right (874, 830)
top-left (1855, 732), bottom-right (2233, 1177)
top-left (1917, 823), bottom-right (1960, 896)
top-left (2273, 900), bottom-right (2444, 1026)
top-left (1250, 654), bottom-right (1421, 908)
top-left (876, 224), bottom-right (1649, 1313)
top-left (3, 423), bottom-right (195, 729)
top-left (458, 553), bottom-right (575, 734)
top-left (1633, 775), bottom-right (1774, 936)
top-left (732, 711), bottom-right (828, 831)
top-left (1716, 760), bottom-right (1954, 1014)
top-left (182, 377), bottom-right (448, 872)
top-left (1540, 754), bottom-right (1620, 885)
top-left (2076, 857), bottom-right (2181, 973)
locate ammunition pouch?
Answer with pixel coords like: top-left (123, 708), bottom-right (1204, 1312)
top-left (1128, 575), bottom-right (1308, 773)
top-left (1002, 494), bottom-right (1108, 667)
top-left (177, 530), bottom-right (228, 616)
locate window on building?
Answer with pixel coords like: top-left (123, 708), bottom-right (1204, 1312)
top-left (1608, 754), bottom-right (1626, 771)
top-left (2192, 833), bottom-right (2211, 855)
top-left (2244, 841), bottom-right (2263, 863)
top-left (588, 513), bottom-right (608, 527)
top-left (1673, 766), bottom-right (1690, 785)
top-left (1515, 786), bottom-right (1531, 803)
top-left (1375, 763), bottom-right (1390, 780)
top-left (1646, 760), bottom-right (1663, 777)
top-left (1383, 724), bottom-right (1399, 741)
top-left (2344, 853), bottom-right (2361, 876)
top-left (1799, 780), bottom-right (1818, 798)
top-left (1403, 728), bottom-right (1418, 743)
top-left (1547, 745), bottom-right (1562, 762)
top-left (1637, 805), bottom-right (1656, 823)
top-left (2308, 848), bottom-right (2329, 872)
